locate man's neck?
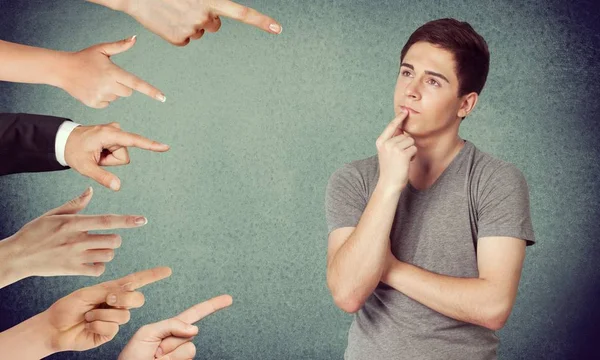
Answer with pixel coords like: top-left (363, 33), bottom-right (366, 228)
top-left (407, 132), bottom-right (465, 190)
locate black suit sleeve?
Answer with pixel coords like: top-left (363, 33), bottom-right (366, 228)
top-left (0, 113), bottom-right (71, 175)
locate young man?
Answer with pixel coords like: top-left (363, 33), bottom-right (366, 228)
top-left (325, 18), bottom-right (535, 360)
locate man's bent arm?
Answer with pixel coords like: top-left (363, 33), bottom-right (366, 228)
top-left (381, 236), bottom-right (526, 330)
top-left (327, 184), bottom-right (402, 313)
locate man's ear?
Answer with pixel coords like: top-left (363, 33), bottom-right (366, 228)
top-left (458, 92), bottom-right (478, 118)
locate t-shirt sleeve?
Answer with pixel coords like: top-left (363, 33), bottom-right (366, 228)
top-left (477, 163), bottom-right (536, 245)
top-left (325, 163), bottom-right (368, 235)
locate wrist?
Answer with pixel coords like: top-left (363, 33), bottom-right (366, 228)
top-left (45, 50), bottom-right (72, 89)
top-left (381, 258), bottom-right (402, 285)
top-left (31, 311), bottom-right (59, 356)
top-left (0, 235), bottom-right (29, 287)
top-left (0, 311), bottom-right (56, 359)
top-left (374, 180), bottom-right (404, 199)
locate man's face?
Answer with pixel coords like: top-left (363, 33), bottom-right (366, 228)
top-left (393, 41), bottom-right (464, 137)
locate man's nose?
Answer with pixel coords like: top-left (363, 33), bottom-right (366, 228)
top-left (404, 80), bottom-right (420, 99)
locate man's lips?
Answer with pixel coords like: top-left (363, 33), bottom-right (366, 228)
top-left (401, 105), bottom-right (420, 115)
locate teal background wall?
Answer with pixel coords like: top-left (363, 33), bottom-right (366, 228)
top-left (1, 0), bottom-right (599, 359)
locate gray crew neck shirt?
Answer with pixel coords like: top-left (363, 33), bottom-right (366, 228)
top-left (325, 140), bottom-right (535, 360)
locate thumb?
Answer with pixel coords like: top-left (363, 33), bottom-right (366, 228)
top-left (44, 187), bottom-right (94, 216)
top-left (141, 318), bottom-right (199, 340)
top-left (83, 164), bottom-right (121, 191)
top-left (100, 35), bottom-right (137, 57)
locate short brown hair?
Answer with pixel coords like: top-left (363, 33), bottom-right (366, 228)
top-left (400, 18), bottom-right (490, 97)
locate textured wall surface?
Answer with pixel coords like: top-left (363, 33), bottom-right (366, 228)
top-left (0, 0), bottom-right (599, 359)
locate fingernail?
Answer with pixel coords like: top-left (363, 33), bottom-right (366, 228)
top-left (107, 294), bottom-right (117, 305)
top-left (155, 347), bottom-right (163, 358)
top-left (84, 311), bottom-right (94, 321)
top-left (129, 35), bottom-right (137, 42)
top-left (109, 179), bottom-right (120, 191)
top-left (135, 217), bottom-right (147, 226)
top-left (186, 324), bottom-right (198, 332)
top-left (269, 24), bottom-right (282, 34)
top-left (156, 94), bottom-right (166, 102)
top-left (81, 186), bottom-right (92, 197)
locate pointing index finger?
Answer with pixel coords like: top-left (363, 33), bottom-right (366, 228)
top-left (104, 267), bottom-right (173, 291)
top-left (113, 130), bottom-right (170, 152)
top-left (210, 0), bottom-right (282, 34)
top-left (117, 69), bottom-right (166, 102)
top-left (175, 295), bottom-right (233, 324)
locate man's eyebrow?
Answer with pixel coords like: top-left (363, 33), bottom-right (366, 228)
top-left (400, 62), bottom-right (450, 84)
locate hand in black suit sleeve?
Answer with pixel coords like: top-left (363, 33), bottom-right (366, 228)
top-left (0, 113), bottom-right (70, 175)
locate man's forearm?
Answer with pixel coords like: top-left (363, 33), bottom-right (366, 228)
top-left (382, 260), bottom-right (510, 330)
top-left (328, 183), bottom-right (402, 312)
top-left (0, 40), bottom-right (67, 87)
top-left (0, 312), bottom-right (55, 359)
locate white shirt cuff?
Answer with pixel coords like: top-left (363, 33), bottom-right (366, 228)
top-left (55, 121), bottom-right (81, 167)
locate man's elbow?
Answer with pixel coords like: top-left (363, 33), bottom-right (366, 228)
top-left (332, 293), bottom-right (363, 313)
top-left (327, 280), bottom-right (364, 313)
top-left (481, 304), bottom-right (512, 331)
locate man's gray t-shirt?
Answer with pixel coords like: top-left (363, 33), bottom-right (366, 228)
top-left (325, 140), bottom-right (535, 360)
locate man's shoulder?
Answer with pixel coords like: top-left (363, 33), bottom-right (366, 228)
top-left (328, 155), bottom-right (379, 191)
top-left (468, 142), bottom-right (528, 188)
top-left (347, 154), bottom-right (379, 173)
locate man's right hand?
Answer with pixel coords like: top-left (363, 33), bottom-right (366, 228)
top-left (375, 109), bottom-right (417, 193)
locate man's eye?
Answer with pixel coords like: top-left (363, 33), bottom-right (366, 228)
top-left (401, 70), bottom-right (412, 77)
top-left (427, 78), bottom-right (440, 87)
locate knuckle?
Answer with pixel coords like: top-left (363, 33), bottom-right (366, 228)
top-left (237, 6), bottom-right (250, 19)
top-left (130, 77), bottom-right (141, 89)
top-left (127, 216), bottom-right (139, 226)
top-left (56, 218), bottom-right (72, 233)
top-left (197, 14), bottom-right (209, 24)
top-left (99, 215), bottom-right (114, 227)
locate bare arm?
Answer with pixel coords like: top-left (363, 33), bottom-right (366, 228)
top-left (381, 236), bottom-right (526, 330)
top-left (327, 184), bottom-right (401, 313)
top-left (0, 312), bottom-right (55, 359)
top-left (327, 111), bottom-right (414, 313)
top-left (0, 40), bottom-right (66, 86)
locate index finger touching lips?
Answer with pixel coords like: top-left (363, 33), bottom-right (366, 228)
top-left (175, 295), bottom-right (233, 324)
top-left (210, 0), bottom-right (282, 34)
top-left (379, 110), bottom-right (408, 141)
